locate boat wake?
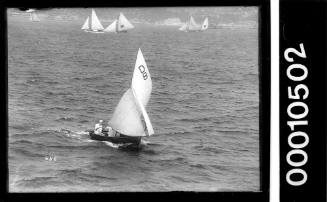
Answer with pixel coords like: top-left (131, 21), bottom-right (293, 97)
top-left (103, 141), bottom-right (120, 149)
top-left (103, 140), bottom-right (149, 151)
top-left (140, 139), bottom-right (150, 145)
top-left (59, 128), bottom-right (93, 143)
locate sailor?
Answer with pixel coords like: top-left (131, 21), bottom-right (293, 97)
top-left (106, 125), bottom-right (115, 137)
top-left (115, 131), bottom-right (120, 137)
top-left (94, 120), bottom-right (103, 135)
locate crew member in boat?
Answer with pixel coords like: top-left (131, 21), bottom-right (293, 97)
top-left (94, 120), bottom-right (104, 135)
top-left (105, 125), bottom-right (114, 137)
top-left (105, 125), bottom-right (121, 137)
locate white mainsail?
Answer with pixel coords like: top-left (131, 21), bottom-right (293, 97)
top-left (30, 12), bottom-right (40, 22)
top-left (117, 13), bottom-right (134, 32)
top-left (108, 89), bottom-right (147, 137)
top-left (188, 16), bottom-right (200, 31)
top-left (81, 17), bottom-right (89, 30)
top-left (104, 20), bottom-right (117, 32)
top-left (90, 9), bottom-right (104, 31)
top-left (108, 49), bottom-right (154, 137)
top-left (179, 16), bottom-right (208, 32)
top-left (201, 17), bottom-right (209, 31)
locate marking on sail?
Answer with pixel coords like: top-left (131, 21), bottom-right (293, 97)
top-left (138, 65), bottom-right (148, 80)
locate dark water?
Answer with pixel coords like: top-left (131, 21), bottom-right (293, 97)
top-left (8, 9), bottom-right (259, 192)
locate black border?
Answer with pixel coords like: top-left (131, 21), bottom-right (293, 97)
top-left (280, 0), bottom-right (327, 202)
top-left (1, 0), bottom-right (270, 201)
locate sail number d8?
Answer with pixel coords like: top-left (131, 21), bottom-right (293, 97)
top-left (284, 43), bottom-right (309, 186)
top-left (138, 65), bottom-right (148, 80)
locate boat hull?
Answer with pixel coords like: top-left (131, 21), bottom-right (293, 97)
top-left (84, 29), bottom-right (105, 33)
top-left (88, 131), bottom-right (141, 144)
top-left (117, 30), bottom-right (128, 33)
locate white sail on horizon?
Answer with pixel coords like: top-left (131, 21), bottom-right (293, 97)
top-left (30, 12), bottom-right (40, 22)
top-left (81, 17), bottom-right (89, 30)
top-left (188, 16), bottom-right (201, 31)
top-left (26, 9), bottom-right (35, 13)
top-left (179, 16), bottom-right (209, 32)
top-left (104, 20), bottom-right (117, 32)
top-left (117, 13), bottom-right (134, 32)
top-left (109, 49), bottom-right (154, 137)
top-left (179, 23), bottom-right (188, 31)
top-left (201, 17), bottom-right (209, 30)
top-left (90, 9), bottom-right (104, 31)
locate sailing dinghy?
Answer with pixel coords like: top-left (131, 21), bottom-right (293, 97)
top-left (104, 12), bottom-right (134, 33)
top-left (82, 9), bottom-right (105, 33)
top-left (88, 49), bottom-right (154, 146)
top-left (201, 17), bottom-right (209, 31)
top-left (29, 11), bottom-right (40, 22)
top-left (178, 16), bottom-right (208, 32)
top-left (178, 23), bottom-right (188, 31)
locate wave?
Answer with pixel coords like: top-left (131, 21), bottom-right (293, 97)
top-left (209, 164), bottom-right (230, 171)
top-left (103, 141), bottom-right (120, 149)
top-left (159, 130), bottom-right (192, 136)
top-left (176, 117), bottom-right (212, 123)
top-left (11, 147), bottom-right (45, 158)
top-left (15, 176), bottom-right (59, 188)
top-left (55, 116), bottom-right (75, 122)
top-left (140, 149), bottom-right (159, 155)
top-left (10, 139), bottom-right (35, 145)
top-left (170, 175), bottom-right (197, 183)
top-left (43, 80), bottom-right (60, 85)
top-left (159, 156), bottom-right (187, 164)
top-left (57, 169), bottom-right (118, 183)
top-left (217, 129), bottom-right (249, 135)
top-left (200, 146), bottom-right (225, 155)
top-left (82, 75), bottom-right (104, 82)
top-left (189, 163), bottom-right (206, 169)
top-left (140, 139), bottom-right (150, 145)
top-left (47, 144), bottom-right (99, 150)
top-left (59, 130), bottom-right (91, 142)
top-left (45, 106), bottom-right (71, 111)
top-left (10, 124), bottom-right (32, 131)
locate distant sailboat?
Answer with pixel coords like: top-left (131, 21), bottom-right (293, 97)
top-left (104, 13), bottom-right (134, 33)
top-left (178, 23), bottom-right (188, 31)
top-left (81, 17), bottom-right (89, 30)
top-left (179, 16), bottom-right (209, 32)
top-left (201, 17), bottom-right (209, 31)
top-left (26, 9), bottom-right (35, 13)
top-left (108, 48), bottom-right (154, 137)
top-left (104, 19), bottom-right (117, 33)
top-left (82, 9), bottom-right (104, 33)
top-left (88, 49), bottom-right (154, 145)
top-left (29, 11), bottom-right (40, 22)
top-left (188, 16), bottom-right (201, 31)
